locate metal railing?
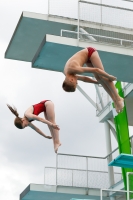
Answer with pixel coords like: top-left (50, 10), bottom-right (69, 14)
top-left (48, 0), bottom-right (133, 49)
top-left (96, 83), bottom-right (132, 114)
top-left (44, 135), bottom-right (133, 189)
top-left (100, 188), bottom-right (133, 200)
top-left (61, 29), bottom-right (133, 47)
top-left (44, 166), bottom-right (121, 189)
top-left (78, 1), bottom-right (133, 30)
top-left (48, 0), bottom-right (133, 30)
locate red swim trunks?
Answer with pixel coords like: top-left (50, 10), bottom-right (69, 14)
top-left (86, 47), bottom-right (96, 63)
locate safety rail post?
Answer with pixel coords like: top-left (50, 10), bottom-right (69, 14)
top-left (101, 0), bottom-right (102, 25)
top-left (100, 189), bottom-right (103, 200)
top-left (127, 172), bottom-right (130, 200)
top-left (77, 0), bottom-right (80, 45)
top-left (72, 169), bottom-right (73, 186)
top-left (48, 0), bottom-right (50, 20)
top-left (104, 121), bottom-right (115, 200)
top-left (60, 29), bottom-right (63, 37)
top-left (127, 172), bottom-right (133, 200)
top-left (86, 157), bottom-right (88, 190)
top-left (131, 137), bottom-right (133, 154)
top-left (44, 167), bottom-right (45, 185)
top-left (56, 153), bottom-right (58, 192)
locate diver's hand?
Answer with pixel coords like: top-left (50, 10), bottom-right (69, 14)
top-left (45, 135), bottom-right (52, 139)
top-left (51, 123), bottom-right (60, 130)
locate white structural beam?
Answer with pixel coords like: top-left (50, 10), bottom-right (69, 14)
top-left (107, 120), bottom-right (116, 130)
top-left (104, 122), bottom-right (115, 200)
top-left (107, 120), bottom-right (117, 140)
top-left (79, 28), bottom-right (97, 41)
top-left (109, 125), bottom-right (117, 140)
top-left (94, 84), bottom-right (104, 109)
top-left (77, 85), bottom-right (100, 110)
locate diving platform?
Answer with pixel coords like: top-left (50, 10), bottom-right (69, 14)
top-left (108, 154), bottom-right (133, 168)
top-left (5, 12), bottom-right (133, 83)
top-left (20, 184), bottom-right (108, 200)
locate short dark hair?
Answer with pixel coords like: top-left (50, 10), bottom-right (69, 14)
top-left (62, 81), bottom-right (76, 92)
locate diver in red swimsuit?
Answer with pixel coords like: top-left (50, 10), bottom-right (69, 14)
top-left (7, 100), bottom-right (61, 153)
top-left (62, 47), bottom-right (124, 113)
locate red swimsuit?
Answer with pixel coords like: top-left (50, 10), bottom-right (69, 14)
top-left (86, 47), bottom-right (96, 63)
top-left (29, 100), bottom-right (49, 122)
top-left (33, 100), bottom-right (49, 115)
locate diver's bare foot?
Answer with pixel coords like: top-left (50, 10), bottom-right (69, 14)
top-left (115, 98), bottom-right (124, 113)
top-left (54, 143), bottom-right (61, 153)
top-left (108, 75), bottom-right (117, 81)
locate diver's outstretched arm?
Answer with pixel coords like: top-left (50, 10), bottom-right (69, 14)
top-left (25, 113), bottom-right (59, 130)
top-left (76, 75), bottom-right (99, 84)
top-left (29, 123), bottom-right (52, 139)
top-left (81, 67), bottom-right (116, 81)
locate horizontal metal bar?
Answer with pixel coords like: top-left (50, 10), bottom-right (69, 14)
top-left (122, 0), bottom-right (133, 2)
top-left (101, 188), bottom-right (133, 193)
top-left (81, 34), bottom-right (133, 43)
top-left (57, 152), bottom-right (112, 159)
top-left (104, 147), bottom-right (118, 159)
top-left (57, 147), bottom-right (119, 159)
top-left (58, 152), bottom-right (104, 158)
top-left (79, 1), bottom-right (133, 12)
top-left (45, 166), bottom-right (121, 175)
top-left (61, 30), bottom-right (77, 34)
top-left (58, 135), bottom-right (133, 159)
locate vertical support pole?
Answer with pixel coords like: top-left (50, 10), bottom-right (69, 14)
top-left (104, 121), bottom-right (115, 200)
top-left (47, 0), bottom-right (50, 20)
top-left (86, 157), bottom-right (88, 190)
top-left (101, 0), bottom-right (102, 25)
top-left (56, 153), bottom-right (58, 192)
top-left (60, 29), bottom-right (62, 37)
top-left (127, 172), bottom-right (130, 200)
top-left (77, 0), bottom-right (80, 46)
top-left (94, 84), bottom-right (104, 109)
top-left (72, 170), bottom-right (73, 187)
top-left (100, 189), bottom-right (103, 200)
top-left (131, 137), bottom-right (133, 154)
top-left (44, 167), bottom-right (45, 185)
